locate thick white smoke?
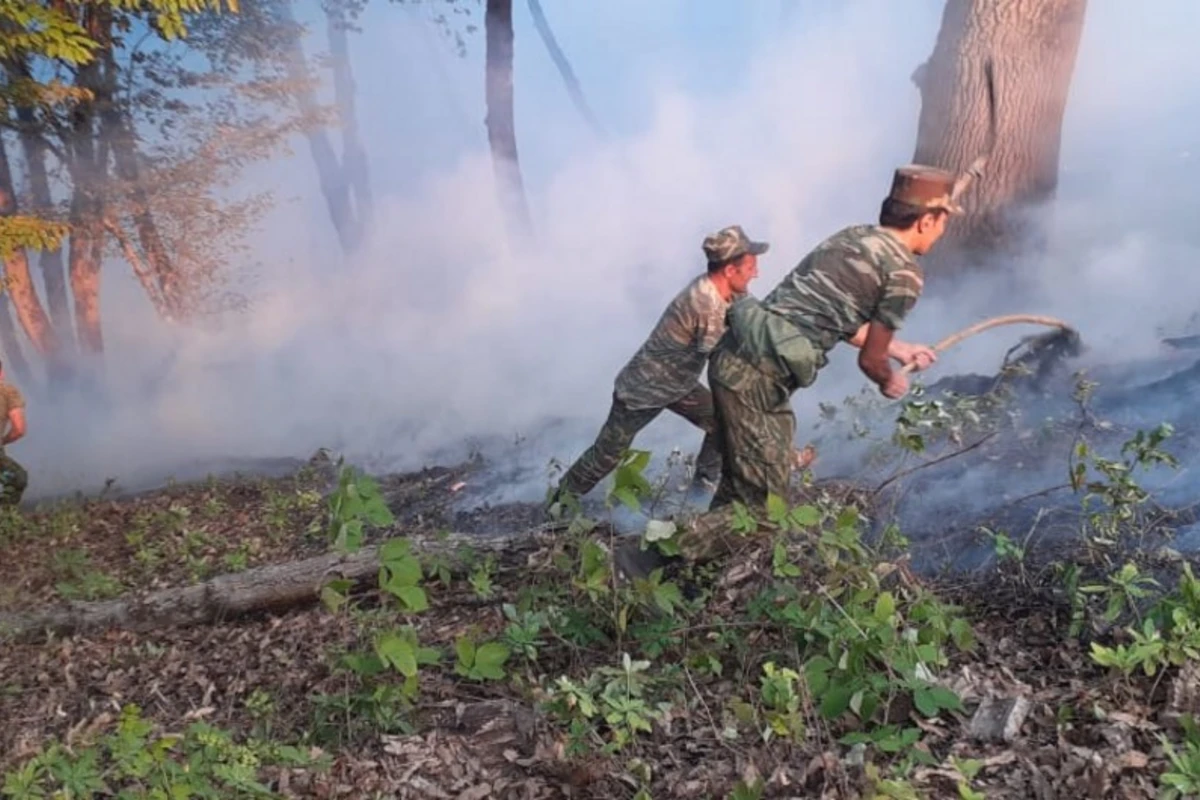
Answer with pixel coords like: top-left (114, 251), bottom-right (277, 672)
top-left (14, 0), bottom-right (1200, 510)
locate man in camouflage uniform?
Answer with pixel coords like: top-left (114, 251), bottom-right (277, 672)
top-left (0, 360), bottom-right (28, 506)
top-left (548, 225), bottom-right (768, 511)
top-left (707, 165), bottom-right (966, 512)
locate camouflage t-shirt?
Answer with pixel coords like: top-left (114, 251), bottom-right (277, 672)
top-left (0, 383), bottom-right (24, 443)
top-left (762, 224), bottom-right (924, 356)
top-left (614, 274), bottom-right (731, 410)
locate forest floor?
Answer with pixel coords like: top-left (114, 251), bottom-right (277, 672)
top-left (4, 438), bottom-right (1200, 800)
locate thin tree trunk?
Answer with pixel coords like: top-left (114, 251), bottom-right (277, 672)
top-left (326, 6), bottom-right (371, 247)
top-left (13, 87), bottom-right (74, 345)
top-left (0, 134), bottom-right (63, 366)
top-left (0, 298), bottom-right (32, 385)
top-left (485, 0), bottom-right (533, 241)
top-left (105, 111), bottom-right (182, 320)
top-left (911, 0), bottom-right (1088, 274)
top-left (526, 0), bottom-right (604, 138)
top-left (278, 0), bottom-right (358, 255)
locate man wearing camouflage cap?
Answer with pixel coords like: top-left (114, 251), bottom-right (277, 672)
top-left (547, 224), bottom-right (767, 513)
top-left (706, 165), bottom-right (969, 513)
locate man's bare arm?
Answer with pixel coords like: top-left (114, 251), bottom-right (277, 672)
top-left (858, 322), bottom-right (908, 399)
top-left (4, 408), bottom-right (26, 445)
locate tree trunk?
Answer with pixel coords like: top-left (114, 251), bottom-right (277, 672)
top-left (14, 91), bottom-right (74, 346)
top-left (68, 195), bottom-right (104, 354)
top-left (526, 0), bottom-right (604, 138)
top-left (326, 5), bottom-right (372, 248)
top-left (0, 299), bottom-right (32, 385)
top-left (0, 527), bottom-right (554, 642)
top-left (0, 135), bottom-right (64, 367)
top-left (105, 111), bottom-right (183, 320)
top-left (485, 0), bottom-right (534, 241)
top-left (911, 0), bottom-right (1088, 275)
top-left (278, 0), bottom-right (359, 256)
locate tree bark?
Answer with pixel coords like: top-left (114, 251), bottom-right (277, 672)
top-left (326, 5), bottom-right (371, 247)
top-left (13, 90), bottom-right (74, 346)
top-left (911, 0), bottom-right (1088, 275)
top-left (485, 0), bottom-right (534, 241)
top-left (0, 134), bottom-right (64, 367)
top-left (0, 527), bottom-right (553, 642)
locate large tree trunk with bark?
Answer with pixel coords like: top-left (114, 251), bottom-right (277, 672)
top-left (912, 0), bottom-right (1088, 275)
top-left (485, 0), bottom-right (533, 241)
top-left (66, 18), bottom-right (108, 357)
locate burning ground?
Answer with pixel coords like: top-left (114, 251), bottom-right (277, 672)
top-left (6, 336), bottom-right (1200, 798)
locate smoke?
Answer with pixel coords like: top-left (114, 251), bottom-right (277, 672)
top-left (15, 0), bottom-right (1200, 535)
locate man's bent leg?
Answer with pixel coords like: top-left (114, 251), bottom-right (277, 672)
top-left (556, 395), bottom-right (660, 499)
top-left (0, 453), bottom-right (27, 506)
top-left (666, 385), bottom-right (722, 483)
top-left (708, 350), bottom-right (794, 511)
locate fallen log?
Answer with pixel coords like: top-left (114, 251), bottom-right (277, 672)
top-left (0, 525), bottom-right (563, 643)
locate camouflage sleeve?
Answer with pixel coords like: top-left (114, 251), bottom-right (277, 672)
top-left (870, 267), bottom-right (923, 331)
top-left (693, 292), bottom-right (728, 355)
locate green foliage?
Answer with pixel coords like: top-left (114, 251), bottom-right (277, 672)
top-left (1159, 716), bottom-right (1200, 799)
top-left (0, 0), bottom-right (98, 63)
top-left (326, 457), bottom-right (394, 554)
top-left (454, 636), bottom-right (511, 681)
top-left (0, 217), bottom-right (70, 258)
top-left (747, 500), bottom-right (972, 732)
top-left (378, 538), bottom-right (428, 612)
top-left (608, 449), bottom-right (653, 510)
top-left (0, 703), bottom-right (327, 799)
top-left (1089, 562), bottom-right (1200, 680)
top-left (1070, 423), bottom-right (1179, 545)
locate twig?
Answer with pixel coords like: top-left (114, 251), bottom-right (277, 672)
top-left (682, 663), bottom-right (725, 747)
top-left (872, 432), bottom-right (998, 496)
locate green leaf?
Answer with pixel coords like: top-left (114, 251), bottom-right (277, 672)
top-left (472, 642), bottom-right (510, 680)
top-left (375, 633), bottom-right (418, 677)
top-left (393, 585), bottom-right (428, 613)
top-left (766, 493), bottom-right (788, 524)
top-left (874, 591), bottom-right (896, 622)
top-left (819, 684), bottom-right (853, 719)
top-left (792, 504), bottom-right (821, 527)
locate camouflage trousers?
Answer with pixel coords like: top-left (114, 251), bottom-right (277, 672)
top-left (556, 387), bottom-right (722, 499)
top-left (707, 343), bottom-right (797, 512)
top-left (0, 451), bottom-right (27, 506)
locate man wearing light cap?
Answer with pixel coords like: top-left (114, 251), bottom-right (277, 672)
top-left (706, 164), bottom-right (969, 513)
top-left (547, 224), bottom-right (767, 514)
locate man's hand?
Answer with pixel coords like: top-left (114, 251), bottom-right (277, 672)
top-left (880, 371), bottom-right (909, 399)
top-left (890, 341), bottom-right (937, 372)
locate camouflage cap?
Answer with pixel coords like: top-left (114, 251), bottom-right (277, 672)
top-left (702, 225), bottom-right (769, 264)
top-left (887, 165), bottom-right (964, 214)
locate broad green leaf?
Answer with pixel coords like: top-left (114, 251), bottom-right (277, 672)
top-left (472, 642), bottom-right (510, 680)
top-left (392, 585), bottom-right (428, 613)
top-left (375, 633), bottom-right (418, 677)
